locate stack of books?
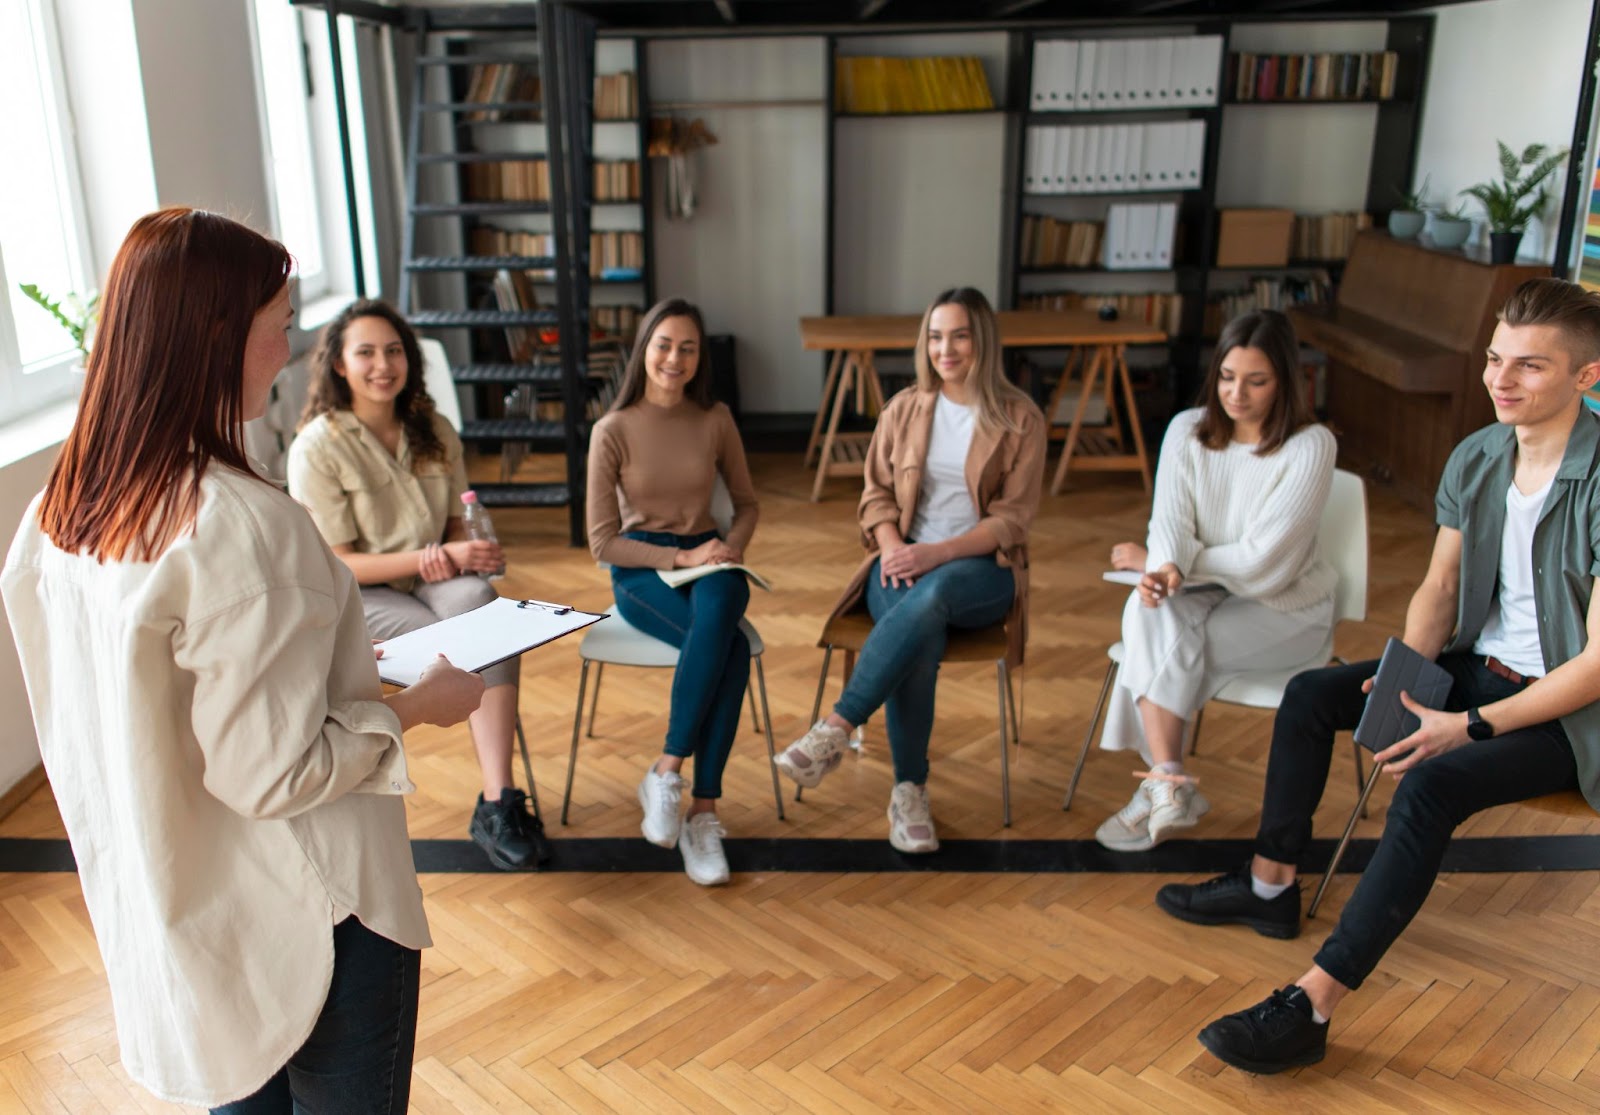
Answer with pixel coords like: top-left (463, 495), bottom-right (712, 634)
top-left (468, 228), bottom-right (644, 280)
top-left (1228, 52), bottom-right (1400, 102)
top-left (1020, 291), bottom-right (1184, 334)
top-left (1029, 36), bottom-right (1225, 112)
top-left (594, 72), bottom-right (637, 120)
top-left (1020, 216), bottom-right (1104, 268)
top-left (593, 161), bottom-right (642, 202)
top-left (463, 160), bottom-right (550, 203)
top-left (835, 56), bottom-right (995, 114)
top-left (461, 63), bottom-right (541, 121)
top-left (1291, 212), bottom-right (1372, 261)
top-left (1204, 272), bottom-right (1333, 336)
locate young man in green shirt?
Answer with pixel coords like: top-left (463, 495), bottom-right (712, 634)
top-left (1156, 278), bottom-right (1600, 1074)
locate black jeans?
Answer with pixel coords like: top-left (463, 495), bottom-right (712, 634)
top-left (1255, 654), bottom-right (1579, 991)
top-left (212, 917), bottom-right (421, 1115)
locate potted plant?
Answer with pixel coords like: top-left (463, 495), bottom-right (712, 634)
top-left (1429, 201), bottom-right (1473, 251)
top-left (1460, 140), bottom-right (1568, 264)
top-left (19, 283), bottom-right (98, 363)
top-left (1387, 176), bottom-right (1429, 239)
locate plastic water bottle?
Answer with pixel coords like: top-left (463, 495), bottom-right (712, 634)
top-left (459, 491), bottom-right (505, 581)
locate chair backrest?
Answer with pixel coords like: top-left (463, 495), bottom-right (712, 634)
top-left (417, 337), bottom-right (463, 432)
top-left (1319, 468), bottom-right (1368, 625)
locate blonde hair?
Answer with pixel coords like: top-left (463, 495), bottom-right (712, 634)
top-left (913, 287), bottom-right (1027, 434)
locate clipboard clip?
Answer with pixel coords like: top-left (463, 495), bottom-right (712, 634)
top-left (518, 598), bottom-right (573, 615)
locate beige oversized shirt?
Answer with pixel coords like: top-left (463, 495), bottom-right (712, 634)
top-left (287, 410), bottom-right (469, 591)
top-left (1, 463), bottom-right (430, 1108)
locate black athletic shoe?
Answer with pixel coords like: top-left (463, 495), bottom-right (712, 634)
top-left (1198, 985), bottom-right (1328, 1074)
top-left (1155, 870), bottom-right (1300, 939)
top-left (470, 788), bottom-right (550, 870)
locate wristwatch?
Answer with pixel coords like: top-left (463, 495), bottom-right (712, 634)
top-left (1466, 707), bottom-right (1496, 742)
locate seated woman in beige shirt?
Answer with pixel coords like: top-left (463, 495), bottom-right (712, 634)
top-left (587, 297), bottom-right (759, 887)
top-left (287, 299), bottom-right (547, 871)
top-left (1, 208), bottom-right (483, 1111)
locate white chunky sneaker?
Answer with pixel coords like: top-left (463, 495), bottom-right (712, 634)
top-left (774, 721), bottom-right (848, 788)
top-left (1147, 778), bottom-right (1210, 846)
top-left (887, 782), bottom-right (939, 853)
top-left (638, 763), bottom-right (685, 848)
top-left (1095, 780), bottom-right (1156, 853)
top-left (679, 813), bottom-right (730, 886)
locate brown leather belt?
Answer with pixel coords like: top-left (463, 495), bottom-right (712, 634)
top-left (1484, 655), bottom-right (1537, 686)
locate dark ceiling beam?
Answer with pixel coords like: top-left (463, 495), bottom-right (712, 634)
top-left (858, 0), bottom-right (894, 18)
top-left (985, 0), bottom-right (1050, 15)
top-left (711, 0), bottom-right (736, 22)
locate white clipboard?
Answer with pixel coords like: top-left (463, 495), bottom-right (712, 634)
top-left (376, 596), bottom-right (607, 686)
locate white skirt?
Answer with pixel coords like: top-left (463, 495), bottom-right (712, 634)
top-left (1099, 586), bottom-right (1334, 763)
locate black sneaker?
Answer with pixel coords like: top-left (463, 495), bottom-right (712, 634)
top-left (1198, 985), bottom-right (1328, 1074)
top-left (1155, 870), bottom-right (1300, 939)
top-left (470, 788), bottom-right (551, 870)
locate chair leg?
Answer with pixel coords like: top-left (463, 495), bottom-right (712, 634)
top-left (1307, 758), bottom-right (1387, 919)
top-left (585, 661), bottom-right (605, 738)
top-left (755, 655), bottom-right (785, 820)
top-left (1352, 741), bottom-right (1369, 820)
top-left (798, 646), bottom-right (835, 804)
top-left (1006, 666), bottom-right (1022, 747)
top-left (562, 659), bottom-right (592, 826)
top-left (514, 714), bottom-right (542, 823)
top-left (747, 676), bottom-right (762, 735)
top-left (1187, 706), bottom-right (1204, 757)
top-left (1062, 660), bottom-right (1118, 811)
top-left (997, 660), bottom-right (1013, 827)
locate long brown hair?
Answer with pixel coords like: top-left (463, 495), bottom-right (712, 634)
top-left (610, 297), bottom-right (714, 411)
top-left (913, 287), bottom-right (1029, 434)
top-left (299, 299), bottom-right (447, 465)
top-left (37, 207), bottom-right (291, 562)
top-left (1193, 309), bottom-right (1314, 456)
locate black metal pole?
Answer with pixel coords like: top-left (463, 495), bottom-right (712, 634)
top-left (325, 2), bottom-right (367, 297)
top-left (1553, 0), bottom-right (1600, 279)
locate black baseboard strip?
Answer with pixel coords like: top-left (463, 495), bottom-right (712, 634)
top-left (6, 835), bottom-right (1600, 876)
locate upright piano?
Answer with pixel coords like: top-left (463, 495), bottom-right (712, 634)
top-left (1289, 231), bottom-right (1547, 510)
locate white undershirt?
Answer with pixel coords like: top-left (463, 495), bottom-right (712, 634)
top-left (908, 393), bottom-right (980, 544)
top-left (1473, 477), bottom-right (1551, 678)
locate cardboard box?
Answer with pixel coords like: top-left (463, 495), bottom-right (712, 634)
top-left (1216, 208), bottom-right (1294, 267)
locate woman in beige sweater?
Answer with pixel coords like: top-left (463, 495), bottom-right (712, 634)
top-left (587, 297), bottom-right (759, 886)
top-left (775, 287), bottom-right (1047, 853)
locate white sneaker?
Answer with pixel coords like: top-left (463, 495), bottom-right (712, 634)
top-left (774, 721), bottom-right (848, 788)
top-left (1147, 778), bottom-right (1210, 846)
top-left (1095, 780), bottom-right (1156, 852)
top-left (887, 782), bottom-right (939, 853)
top-left (679, 813), bottom-right (730, 886)
top-left (637, 763), bottom-right (685, 848)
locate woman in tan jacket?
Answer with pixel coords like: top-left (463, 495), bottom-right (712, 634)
top-left (775, 287), bottom-right (1046, 852)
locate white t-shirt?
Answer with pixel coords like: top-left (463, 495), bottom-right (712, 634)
top-left (908, 393), bottom-right (980, 544)
top-left (1474, 477), bottom-right (1551, 678)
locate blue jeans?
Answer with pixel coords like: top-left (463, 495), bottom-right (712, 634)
top-left (834, 554), bottom-right (1015, 785)
top-left (610, 530), bottom-right (751, 800)
top-left (211, 917), bottom-right (420, 1114)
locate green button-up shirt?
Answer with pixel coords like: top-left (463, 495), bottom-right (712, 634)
top-left (1435, 407), bottom-right (1600, 810)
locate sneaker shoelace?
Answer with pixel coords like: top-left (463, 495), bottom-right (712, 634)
top-left (797, 725), bottom-right (843, 760)
top-left (1114, 784), bottom-right (1153, 826)
top-left (653, 771), bottom-right (684, 812)
top-left (896, 786), bottom-right (932, 826)
top-left (1248, 988), bottom-right (1310, 1034)
top-left (686, 817), bottom-right (726, 853)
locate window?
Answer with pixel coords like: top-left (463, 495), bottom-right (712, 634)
top-left (251, 0), bottom-right (379, 315)
top-left (0, 0), bottom-right (92, 423)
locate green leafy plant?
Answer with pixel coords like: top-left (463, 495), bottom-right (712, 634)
top-left (1460, 141), bottom-right (1568, 233)
top-left (18, 283), bottom-right (99, 359)
top-left (1394, 174), bottom-right (1430, 212)
top-left (1434, 201), bottom-right (1471, 222)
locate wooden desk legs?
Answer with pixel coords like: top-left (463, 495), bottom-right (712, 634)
top-left (1049, 343), bottom-right (1152, 495)
top-left (804, 349), bottom-right (845, 468)
top-left (808, 348), bottom-right (884, 502)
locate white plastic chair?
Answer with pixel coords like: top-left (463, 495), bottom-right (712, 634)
top-left (560, 479), bottom-right (786, 823)
top-left (1062, 468), bottom-right (1369, 814)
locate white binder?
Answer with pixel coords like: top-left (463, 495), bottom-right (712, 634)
top-left (1151, 38), bottom-right (1175, 105)
top-left (1083, 126), bottom-right (1105, 193)
top-left (1183, 120), bottom-right (1206, 187)
top-left (1053, 126), bottom-right (1073, 193)
top-left (1105, 204), bottom-right (1130, 269)
top-left (1154, 202), bottom-right (1177, 267)
top-left (1024, 125), bottom-right (1043, 192)
top-left (1064, 126), bottom-right (1084, 193)
top-left (1036, 126), bottom-right (1058, 193)
top-left (1076, 40), bottom-right (1098, 110)
top-left (1194, 35), bottom-right (1223, 105)
top-left (1056, 41), bottom-right (1079, 111)
top-left (1124, 121), bottom-right (1144, 191)
top-left (1125, 39), bottom-right (1150, 107)
top-left (1108, 124), bottom-right (1130, 191)
top-left (1099, 40), bottom-right (1126, 109)
top-left (1029, 42), bottom-right (1053, 111)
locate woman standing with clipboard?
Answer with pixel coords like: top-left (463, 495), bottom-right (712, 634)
top-left (1, 209), bottom-right (483, 1111)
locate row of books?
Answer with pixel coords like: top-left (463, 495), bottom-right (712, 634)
top-left (459, 160), bottom-right (643, 203)
top-left (468, 228), bottom-right (645, 280)
top-left (1024, 121), bottom-right (1205, 195)
top-left (1019, 291), bottom-right (1185, 335)
top-left (461, 62), bottom-right (541, 122)
top-left (1029, 36), bottom-right (1224, 113)
top-left (591, 305), bottom-right (641, 339)
top-left (594, 72), bottom-right (637, 120)
top-left (1105, 203), bottom-right (1178, 271)
top-left (1020, 216), bottom-right (1103, 268)
top-left (834, 55), bottom-right (995, 114)
top-left (1203, 273), bottom-right (1332, 336)
top-left (593, 160), bottom-right (642, 202)
top-left (1291, 211), bottom-right (1372, 261)
top-left (1228, 51), bottom-right (1400, 103)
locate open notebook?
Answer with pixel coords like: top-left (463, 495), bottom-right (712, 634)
top-left (1101, 570), bottom-right (1221, 593)
top-left (659, 563), bottom-right (773, 592)
top-left (375, 597), bottom-right (606, 686)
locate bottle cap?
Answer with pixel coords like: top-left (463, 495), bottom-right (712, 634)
top-left (460, 491), bottom-right (478, 504)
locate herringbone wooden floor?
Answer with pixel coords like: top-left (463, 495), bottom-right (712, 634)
top-left (4, 452), bottom-right (1600, 1112)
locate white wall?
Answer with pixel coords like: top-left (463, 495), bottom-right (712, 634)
top-left (1414, 0), bottom-right (1590, 260)
top-left (648, 38), bottom-right (828, 414)
top-left (0, 430), bottom-right (61, 800)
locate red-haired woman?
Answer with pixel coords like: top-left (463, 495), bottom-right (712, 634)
top-left (1, 208), bottom-right (484, 1113)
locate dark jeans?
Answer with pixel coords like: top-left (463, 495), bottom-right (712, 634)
top-left (833, 555), bottom-right (1015, 785)
top-left (610, 530), bottom-right (751, 799)
top-left (212, 917), bottom-right (420, 1115)
top-left (1256, 654), bottom-right (1578, 990)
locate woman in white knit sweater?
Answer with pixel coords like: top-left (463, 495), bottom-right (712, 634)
top-left (1096, 309), bottom-right (1336, 852)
